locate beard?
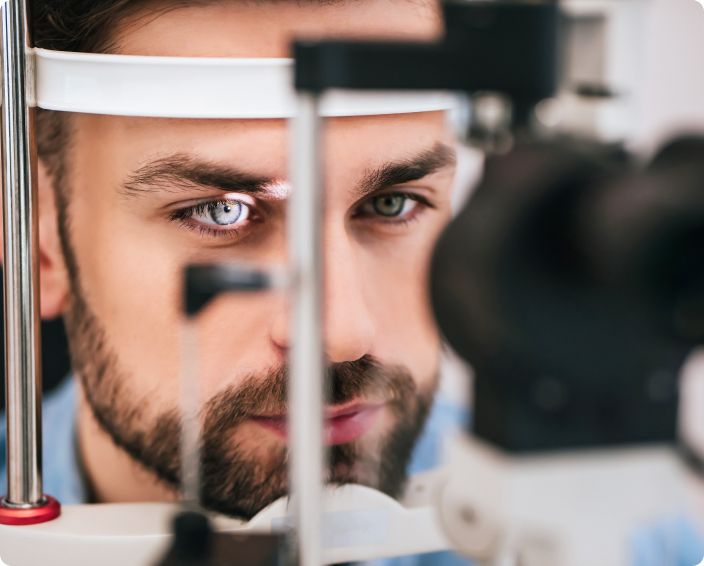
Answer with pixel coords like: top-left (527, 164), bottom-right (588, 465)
top-left (62, 275), bottom-right (436, 519)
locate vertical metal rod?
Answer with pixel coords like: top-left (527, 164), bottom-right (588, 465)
top-left (1, 0), bottom-right (44, 506)
top-left (180, 321), bottom-right (201, 507)
top-left (288, 93), bottom-right (325, 566)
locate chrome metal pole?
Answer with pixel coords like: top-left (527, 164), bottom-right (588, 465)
top-left (1, 0), bottom-right (44, 506)
top-left (288, 93), bottom-right (325, 566)
top-left (180, 321), bottom-right (201, 507)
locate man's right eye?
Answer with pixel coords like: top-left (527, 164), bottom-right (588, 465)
top-left (169, 197), bottom-right (255, 238)
top-left (192, 200), bottom-right (250, 227)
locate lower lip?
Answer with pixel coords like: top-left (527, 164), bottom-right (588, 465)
top-left (252, 405), bottom-right (383, 446)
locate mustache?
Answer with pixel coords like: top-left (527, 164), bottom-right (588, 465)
top-left (114, 354), bottom-right (419, 493)
top-left (198, 354), bottom-right (426, 518)
top-left (202, 354), bottom-right (416, 435)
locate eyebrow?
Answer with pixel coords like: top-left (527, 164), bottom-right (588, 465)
top-left (121, 141), bottom-right (456, 200)
top-left (121, 154), bottom-right (278, 198)
top-left (356, 142), bottom-right (457, 198)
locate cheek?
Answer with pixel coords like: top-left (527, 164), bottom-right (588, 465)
top-left (190, 292), bottom-right (284, 396)
top-left (71, 191), bottom-right (185, 404)
top-left (363, 232), bottom-right (442, 378)
top-left (69, 186), bottom-right (286, 405)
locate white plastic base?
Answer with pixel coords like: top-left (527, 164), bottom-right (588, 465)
top-left (0, 480), bottom-right (450, 566)
top-left (440, 435), bottom-right (686, 566)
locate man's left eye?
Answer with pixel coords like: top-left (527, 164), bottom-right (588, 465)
top-left (367, 194), bottom-right (418, 219)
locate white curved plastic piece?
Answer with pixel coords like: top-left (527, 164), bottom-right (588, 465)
top-left (248, 483), bottom-right (451, 564)
top-left (441, 435), bottom-right (686, 566)
top-left (33, 48), bottom-right (457, 119)
top-left (0, 478), bottom-right (451, 566)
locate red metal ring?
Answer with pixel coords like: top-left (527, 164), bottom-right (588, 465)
top-left (0, 495), bottom-right (61, 525)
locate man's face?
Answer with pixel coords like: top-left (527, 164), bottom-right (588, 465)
top-left (49, 1), bottom-right (457, 518)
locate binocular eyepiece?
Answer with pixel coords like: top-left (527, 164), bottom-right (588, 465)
top-left (431, 136), bottom-right (704, 452)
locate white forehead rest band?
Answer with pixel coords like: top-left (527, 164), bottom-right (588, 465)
top-left (33, 48), bottom-right (457, 119)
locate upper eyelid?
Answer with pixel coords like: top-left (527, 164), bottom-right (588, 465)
top-left (352, 187), bottom-right (431, 208)
top-left (357, 190), bottom-right (433, 209)
top-left (167, 191), bottom-right (257, 209)
top-left (169, 197), bottom-right (272, 225)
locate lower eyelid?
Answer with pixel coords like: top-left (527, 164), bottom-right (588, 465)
top-left (174, 217), bottom-right (248, 240)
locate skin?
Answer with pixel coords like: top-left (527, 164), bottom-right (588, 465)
top-left (37, 0), bottom-right (457, 512)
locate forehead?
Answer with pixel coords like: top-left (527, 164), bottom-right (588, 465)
top-left (72, 1), bottom-right (449, 178)
top-left (114, 0), bottom-right (442, 57)
top-left (73, 111), bottom-right (451, 184)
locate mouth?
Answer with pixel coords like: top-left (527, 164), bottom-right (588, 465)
top-left (250, 401), bottom-right (385, 445)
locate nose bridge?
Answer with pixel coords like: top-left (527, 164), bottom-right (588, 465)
top-left (323, 226), bottom-right (375, 363)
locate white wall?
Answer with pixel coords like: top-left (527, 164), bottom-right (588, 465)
top-left (634, 0), bottom-right (704, 153)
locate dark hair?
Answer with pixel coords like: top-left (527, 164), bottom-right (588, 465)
top-left (32, 0), bottom-right (180, 273)
top-left (33, 1), bottom-right (152, 53)
top-left (32, 1), bottom-right (164, 174)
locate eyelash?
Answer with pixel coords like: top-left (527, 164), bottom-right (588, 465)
top-left (170, 192), bottom-right (435, 239)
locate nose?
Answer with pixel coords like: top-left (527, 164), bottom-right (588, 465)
top-left (270, 231), bottom-right (375, 363)
top-left (323, 234), bottom-right (376, 363)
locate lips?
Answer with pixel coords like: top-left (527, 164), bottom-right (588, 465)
top-left (251, 402), bottom-right (384, 445)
